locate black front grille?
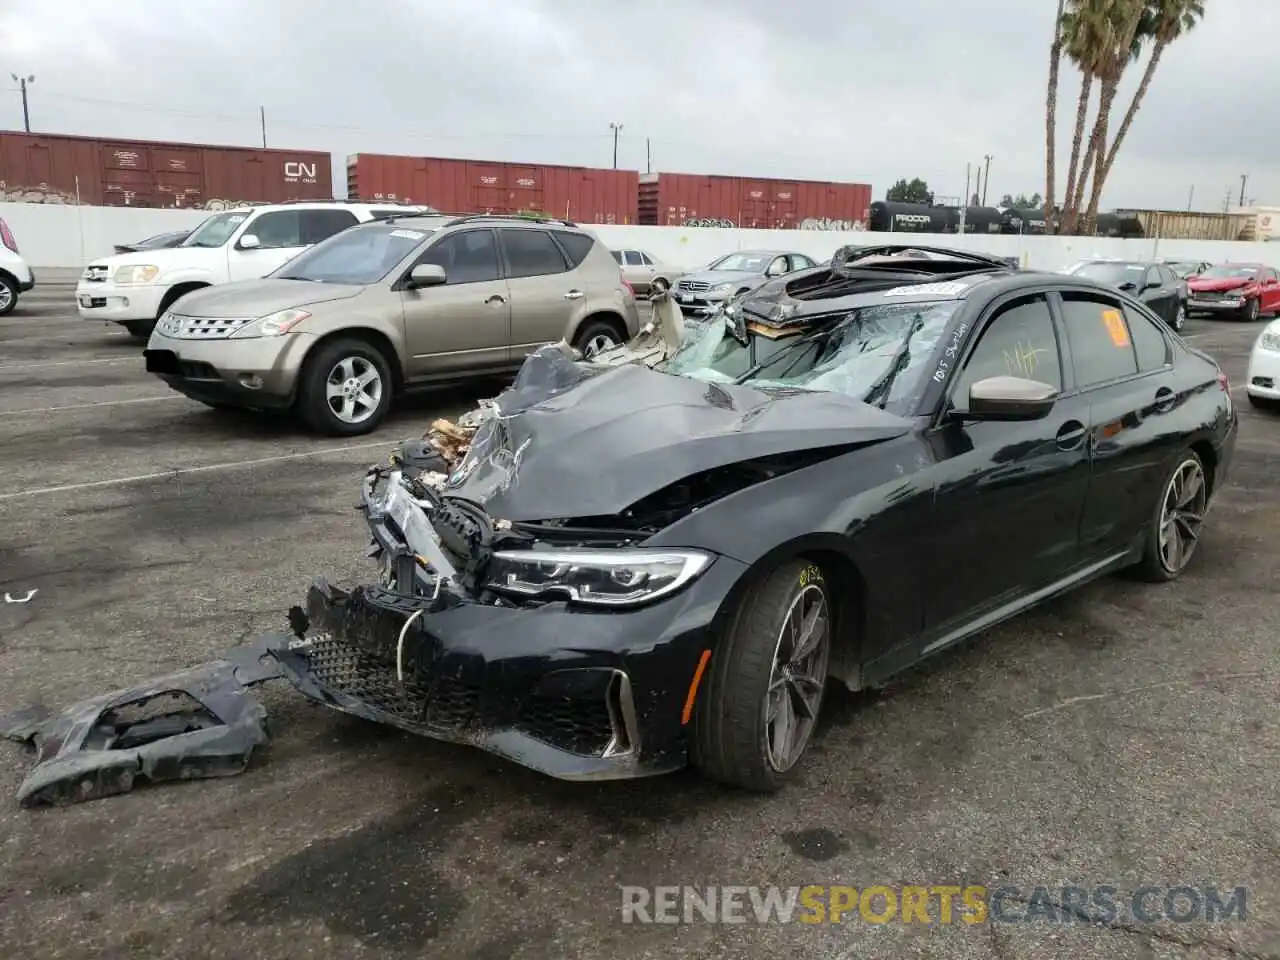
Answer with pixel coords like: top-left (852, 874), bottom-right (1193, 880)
top-left (516, 693), bottom-right (614, 756)
top-left (178, 360), bottom-right (219, 379)
top-left (303, 631), bottom-right (482, 731)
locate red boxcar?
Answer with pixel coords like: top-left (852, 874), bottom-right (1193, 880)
top-left (638, 173), bottom-right (872, 230)
top-left (347, 154), bottom-right (639, 224)
top-left (0, 131), bottom-right (332, 209)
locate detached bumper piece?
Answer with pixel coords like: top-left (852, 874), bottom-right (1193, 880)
top-left (0, 636), bottom-right (289, 807)
top-left (274, 580), bottom-right (656, 781)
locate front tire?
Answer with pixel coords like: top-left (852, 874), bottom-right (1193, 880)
top-left (652, 277), bottom-right (670, 294)
top-left (691, 559), bottom-right (832, 792)
top-left (296, 338), bottom-right (393, 436)
top-left (0, 275), bottom-right (17, 316)
top-left (123, 319), bottom-right (155, 339)
top-left (1132, 450), bottom-right (1208, 583)
top-left (1241, 298), bottom-right (1260, 322)
top-left (1173, 301), bottom-right (1186, 331)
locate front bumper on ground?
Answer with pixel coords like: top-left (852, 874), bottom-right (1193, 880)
top-left (143, 328), bottom-right (313, 410)
top-left (75, 280), bottom-right (166, 323)
top-left (1246, 340), bottom-right (1280, 400)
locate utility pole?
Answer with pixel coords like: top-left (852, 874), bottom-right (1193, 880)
top-left (1186, 185), bottom-right (1194, 211)
top-left (259, 106), bottom-right (267, 147)
top-left (1239, 174), bottom-right (1249, 208)
top-left (982, 154), bottom-right (993, 206)
top-left (645, 137), bottom-right (651, 174)
top-left (960, 162), bottom-right (971, 233)
top-left (10, 74), bottom-right (33, 133)
top-left (609, 122), bottom-right (623, 170)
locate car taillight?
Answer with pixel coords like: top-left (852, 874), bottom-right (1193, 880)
top-left (1218, 371), bottom-right (1230, 392)
top-left (621, 278), bottom-right (635, 296)
top-left (0, 219), bottom-right (17, 254)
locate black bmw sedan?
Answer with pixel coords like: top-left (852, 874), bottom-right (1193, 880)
top-left (278, 244), bottom-right (1238, 793)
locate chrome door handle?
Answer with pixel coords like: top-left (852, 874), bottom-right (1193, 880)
top-left (564, 290), bottom-right (584, 300)
top-left (485, 294), bottom-right (506, 305)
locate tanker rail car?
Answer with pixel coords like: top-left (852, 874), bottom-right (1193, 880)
top-left (866, 201), bottom-right (1143, 238)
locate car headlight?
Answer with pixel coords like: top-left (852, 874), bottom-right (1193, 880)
top-left (156, 310), bottom-right (180, 336)
top-left (1259, 331), bottom-right (1280, 352)
top-left (711, 282), bottom-right (735, 297)
top-left (483, 547), bottom-right (713, 607)
top-left (113, 264), bottom-right (160, 284)
top-left (230, 308), bottom-right (312, 339)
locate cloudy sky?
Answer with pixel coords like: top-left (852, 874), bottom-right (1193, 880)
top-left (2, 0), bottom-right (1274, 213)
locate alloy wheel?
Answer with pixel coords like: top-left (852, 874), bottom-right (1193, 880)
top-left (583, 333), bottom-right (619, 358)
top-left (762, 583), bottom-right (830, 773)
top-left (324, 355), bottom-right (383, 424)
top-left (1159, 458), bottom-right (1207, 574)
top-left (0, 284), bottom-right (12, 312)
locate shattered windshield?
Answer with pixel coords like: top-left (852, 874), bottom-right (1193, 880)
top-left (661, 299), bottom-right (961, 415)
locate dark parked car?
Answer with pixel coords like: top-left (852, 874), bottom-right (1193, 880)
top-left (1063, 258), bottom-right (1187, 330)
top-left (278, 244), bottom-right (1237, 792)
top-left (1164, 258), bottom-right (1210, 280)
top-left (112, 229), bottom-right (191, 255)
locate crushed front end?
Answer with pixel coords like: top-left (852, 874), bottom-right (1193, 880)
top-left (272, 457), bottom-right (741, 781)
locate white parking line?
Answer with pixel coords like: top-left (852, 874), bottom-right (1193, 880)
top-left (0, 396), bottom-right (182, 417)
top-left (0, 357), bottom-right (140, 371)
top-left (0, 440), bottom-right (392, 502)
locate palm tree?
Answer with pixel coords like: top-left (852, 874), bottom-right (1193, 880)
top-left (1061, 0), bottom-right (1147, 233)
top-left (1058, 1), bottom-right (1112, 234)
top-left (1087, 0), bottom-right (1206, 212)
top-left (1080, 0), bottom-right (1176, 231)
top-left (1044, 0), bottom-right (1067, 229)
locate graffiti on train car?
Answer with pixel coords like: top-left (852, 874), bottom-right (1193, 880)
top-left (0, 182), bottom-right (76, 204)
top-left (800, 218), bottom-right (868, 231)
top-left (202, 199), bottom-right (271, 211)
top-left (681, 217), bottom-right (738, 228)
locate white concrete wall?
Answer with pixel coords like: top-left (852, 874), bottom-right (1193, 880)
top-left (4, 201), bottom-right (1279, 272)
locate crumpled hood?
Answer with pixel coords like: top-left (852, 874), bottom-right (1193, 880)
top-left (444, 348), bottom-right (911, 521)
top-left (172, 278), bottom-right (365, 317)
top-left (1188, 276), bottom-right (1254, 293)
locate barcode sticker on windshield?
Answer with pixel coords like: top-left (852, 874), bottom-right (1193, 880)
top-left (884, 281), bottom-right (969, 297)
top-left (389, 229), bottom-right (425, 240)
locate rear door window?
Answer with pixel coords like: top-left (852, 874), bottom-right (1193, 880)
top-left (1059, 292), bottom-right (1140, 387)
top-left (1122, 304), bottom-right (1171, 371)
top-left (500, 229), bottom-right (569, 278)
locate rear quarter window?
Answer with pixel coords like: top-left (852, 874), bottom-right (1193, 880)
top-left (552, 231), bottom-right (596, 269)
top-left (1122, 303), bottom-right (1171, 371)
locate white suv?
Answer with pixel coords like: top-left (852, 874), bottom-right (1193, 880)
top-left (76, 201), bottom-right (426, 338)
top-left (0, 216), bottom-right (35, 316)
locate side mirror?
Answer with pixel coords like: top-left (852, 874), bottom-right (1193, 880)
top-left (238, 234), bottom-right (261, 250)
top-left (958, 376), bottom-right (1058, 421)
top-left (407, 263), bottom-right (447, 288)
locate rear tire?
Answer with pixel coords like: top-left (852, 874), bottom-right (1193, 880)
top-left (690, 559), bottom-right (832, 792)
top-left (1132, 450), bottom-right (1208, 583)
top-left (296, 338), bottom-right (393, 436)
top-left (573, 319), bottom-right (624, 359)
top-left (0, 275), bottom-right (17, 316)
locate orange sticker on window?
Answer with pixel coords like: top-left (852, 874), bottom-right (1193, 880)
top-left (1101, 308), bottom-right (1129, 347)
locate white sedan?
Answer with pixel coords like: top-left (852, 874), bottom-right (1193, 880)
top-left (1245, 319), bottom-right (1280, 409)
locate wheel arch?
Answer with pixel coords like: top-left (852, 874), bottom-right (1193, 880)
top-left (298, 327), bottom-right (404, 395)
top-left (707, 533), bottom-right (869, 692)
top-left (568, 310), bottom-right (628, 347)
top-left (157, 280), bottom-right (212, 316)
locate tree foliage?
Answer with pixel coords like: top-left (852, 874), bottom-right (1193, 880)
top-left (1000, 193), bottom-right (1044, 209)
top-left (885, 178), bottom-right (934, 205)
top-left (1044, 0), bottom-right (1205, 233)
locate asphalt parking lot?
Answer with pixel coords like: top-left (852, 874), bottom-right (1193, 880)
top-left (1, 278), bottom-right (1279, 960)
